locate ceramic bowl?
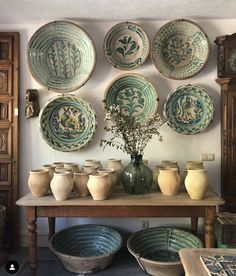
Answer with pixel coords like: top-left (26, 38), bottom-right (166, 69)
top-left (127, 227), bottom-right (203, 276)
top-left (104, 21), bottom-right (150, 70)
top-left (49, 224), bottom-right (123, 274)
top-left (151, 19), bottom-right (210, 79)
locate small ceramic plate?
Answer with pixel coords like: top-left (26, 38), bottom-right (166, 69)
top-left (27, 21), bottom-right (96, 92)
top-left (39, 95), bottom-right (97, 151)
top-left (104, 22), bottom-right (150, 70)
top-left (104, 73), bottom-right (158, 124)
top-left (151, 19), bottom-right (210, 79)
top-left (163, 84), bottom-right (214, 135)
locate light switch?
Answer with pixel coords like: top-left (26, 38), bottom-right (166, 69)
top-left (207, 154), bottom-right (215, 161)
top-left (201, 154), bottom-right (208, 161)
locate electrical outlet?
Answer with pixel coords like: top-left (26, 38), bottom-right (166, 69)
top-left (142, 221), bottom-right (149, 229)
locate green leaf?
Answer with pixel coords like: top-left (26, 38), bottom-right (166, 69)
top-left (116, 47), bottom-right (125, 57)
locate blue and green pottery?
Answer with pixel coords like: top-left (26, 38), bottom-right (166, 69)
top-left (151, 19), bottom-right (210, 79)
top-left (27, 21), bottom-right (96, 92)
top-left (104, 73), bottom-right (158, 124)
top-left (163, 84), bottom-right (214, 135)
top-left (104, 22), bottom-right (150, 70)
top-left (39, 95), bottom-right (97, 151)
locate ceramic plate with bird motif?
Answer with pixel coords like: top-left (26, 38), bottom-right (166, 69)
top-left (104, 22), bottom-right (150, 70)
top-left (104, 73), bottom-right (158, 124)
top-left (39, 96), bottom-right (97, 151)
top-left (163, 84), bottom-right (214, 135)
top-left (151, 19), bottom-right (210, 79)
top-left (27, 21), bottom-right (96, 92)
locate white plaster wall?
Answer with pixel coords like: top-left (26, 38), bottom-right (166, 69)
top-left (0, 19), bottom-right (233, 246)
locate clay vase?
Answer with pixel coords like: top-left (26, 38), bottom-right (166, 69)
top-left (153, 165), bottom-right (164, 188)
top-left (42, 164), bottom-right (54, 179)
top-left (73, 172), bottom-right (89, 197)
top-left (82, 165), bottom-right (98, 174)
top-left (158, 168), bottom-right (181, 196)
top-left (87, 173), bottom-right (111, 200)
top-left (84, 159), bottom-right (102, 169)
top-left (52, 162), bottom-right (64, 168)
top-left (28, 169), bottom-right (51, 197)
top-left (97, 168), bottom-right (117, 193)
top-left (185, 169), bottom-right (209, 200)
top-left (50, 172), bottom-right (74, 201)
top-left (64, 162), bottom-right (80, 174)
top-left (106, 159), bottom-right (124, 185)
top-left (182, 161), bottom-right (205, 191)
top-left (55, 167), bottom-right (73, 177)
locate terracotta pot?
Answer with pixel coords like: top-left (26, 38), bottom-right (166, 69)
top-left (73, 172), bottom-right (89, 197)
top-left (106, 159), bottom-right (124, 185)
top-left (55, 167), bottom-right (73, 177)
top-left (87, 173), bottom-right (111, 200)
top-left (182, 161), bottom-right (205, 190)
top-left (50, 172), bottom-right (74, 201)
top-left (158, 168), bottom-right (181, 196)
top-left (52, 162), bottom-right (64, 168)
top-left (28, 169), bottom-right (51, 197)
top-left (97, 168), bottom-right (117, 192)
top-left (84, 159), bottom-right (102, 169)
top-left (153, 165), bottom-right (164, 187)
top-left (42, 164), bottom-right (54, 179)
top-left (64, 162), bottom-right (80, 173)
top-left (185, 169), bottom-right (208, 200)
top-left (82, 165), bottom-right (98, 174)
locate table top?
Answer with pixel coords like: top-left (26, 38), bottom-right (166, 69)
top-left (16, 188), bottom-right (225, 207)
top-left (179, 248), bottom-right (236, 276)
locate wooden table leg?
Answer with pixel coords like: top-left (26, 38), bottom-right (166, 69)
top-left (48, 217), bottom-right (55, 240)
top-left (191, 217), bottom-right (198, 235)
top-left (27, 207), bottom-right (37, 276)
top-left (204, 206), bottom-right (216, 248)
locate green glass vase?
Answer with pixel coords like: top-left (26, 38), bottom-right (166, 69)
top-left (121, 155), bottom-right (153, 194)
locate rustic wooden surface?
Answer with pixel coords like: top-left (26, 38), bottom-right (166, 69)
top-left (179, 248), bottom-right (236, 276)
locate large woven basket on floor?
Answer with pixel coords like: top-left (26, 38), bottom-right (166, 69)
top-left (127, 227), bottom-right (203, 276)
top-left (49, 224), bottom-right (122, 274)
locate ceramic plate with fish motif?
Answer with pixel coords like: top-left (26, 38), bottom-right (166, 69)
top-left (27, 21), bottom-right (96, 92)
top-left (104, 73), bottom-right (158, 124)
top-left (39, 96), bottom-right (97, 151)
top-left (151, 19), bottom-right (210, 79)
top-left (163, 84), bottom-right (214, 135)
top-left (104, 22), bottom-right (150, 70)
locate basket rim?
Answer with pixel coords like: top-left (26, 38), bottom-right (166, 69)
top-left (49, 224), bottom-right (123, 258)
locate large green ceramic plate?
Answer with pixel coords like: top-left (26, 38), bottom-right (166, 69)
top-left (39, 96), bottom-right (97, 151)
top-left (104, 73), bottom-right (158, 124)
top-left (163, 84), bottom-right (214, 135)
top-left (27, 21), bottom-right (96, 92)
top-left (151, 19), bottom-right (210, 79)
top-left (104, 22), bottom-right (150, 70)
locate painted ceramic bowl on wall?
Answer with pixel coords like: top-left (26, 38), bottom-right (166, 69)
top-left (27, 21), bottom-right (96, 92)
top-left (163, 84), bottom-right (214, 135)
top-left (104, 22), bottom-right (150, 70)
top-left (104, 73), bottom-right (158, 124)
top-left (151, 19), bottom-right (210, 80)
top-left (39, 95), bottom-right (97, 151)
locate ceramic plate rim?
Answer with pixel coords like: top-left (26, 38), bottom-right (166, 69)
top-left (27, 20), bottom-right (96, 93)
top-left (163, 84), bottom-right (214, 135)
top-left (104, 72), bottom-right (158, 124)
top-left (39, 95), bottom-right (97, 151)
top-left (151, 18), bottom-right (211, 80)
top-left (104, 21), bottom-right (150, 70)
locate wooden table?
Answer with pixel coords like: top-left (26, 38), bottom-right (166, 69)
top-left (179, 248), bottom-right (236, 276)
top-left (16, 189), bottom-right (224, 276)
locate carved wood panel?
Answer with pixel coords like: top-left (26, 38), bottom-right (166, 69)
top-left (0, 32), bottom-right (19, 251)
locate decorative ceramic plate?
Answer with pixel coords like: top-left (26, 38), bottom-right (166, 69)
top-left (151, 19), bottom-right (210, 79)
top-left (104, 22), bottom-right (150, 70)
top-left (104, 73), bottom-right (158, 124)
top-left (163, 84), bottom-right (214, 135)
top-left (39, 95), bottom-right (97, 151)
top-left (27, 21), bottom-right (96, 92)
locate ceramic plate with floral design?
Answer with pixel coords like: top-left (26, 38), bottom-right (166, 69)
top-left (104, 22), bottom-right (150, 70)
top-left (104, 73), bottom-right (158, 124)
top-left (151, 19), bottom-right (210, 79)
top-left (163, 84), bottom-right (214, 135)
top-left (39, 95), bottom-right (97, 151)
top-left (27, 21), bottom-right (96, 92)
